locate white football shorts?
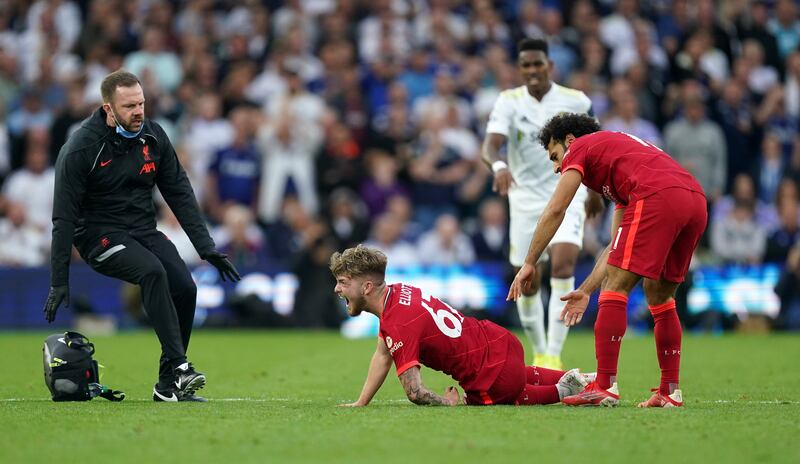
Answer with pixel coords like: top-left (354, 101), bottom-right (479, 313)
top-left (508, 199), bottom-right (586, 267)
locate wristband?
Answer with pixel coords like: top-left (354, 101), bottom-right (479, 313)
top-left (491, 160), bottom-right (508, 174)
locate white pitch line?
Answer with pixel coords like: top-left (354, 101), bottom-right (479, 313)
top-left (2, 398), bottom-right (799, 404)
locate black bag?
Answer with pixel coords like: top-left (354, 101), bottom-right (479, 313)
top-left (43, 331), bottom-right (124, 402)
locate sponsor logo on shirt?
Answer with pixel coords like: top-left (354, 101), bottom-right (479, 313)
top-left (139, 162), bottom-right (156, 175)
top-left (390, 340), bottom-right (404, 355)
top-left (385, 335), bottom-right (404, 354)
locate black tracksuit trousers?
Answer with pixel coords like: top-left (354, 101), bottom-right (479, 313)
top-left (79, 229), bottom-right (196, 386)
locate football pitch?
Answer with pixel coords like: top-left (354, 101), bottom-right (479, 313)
top-left (1, 330), bottom-right (798, 463)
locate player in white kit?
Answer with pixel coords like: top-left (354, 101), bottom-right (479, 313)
top-left (481, 38), bottom-right (602, 369)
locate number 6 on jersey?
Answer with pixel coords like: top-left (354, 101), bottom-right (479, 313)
top-left (420, 291), bottom-right (464, 338)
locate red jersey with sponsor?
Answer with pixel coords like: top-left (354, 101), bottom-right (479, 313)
top-left (561, 131), bottom-right (705, 206)
top-left (379, 283), bottom-right (511, 392)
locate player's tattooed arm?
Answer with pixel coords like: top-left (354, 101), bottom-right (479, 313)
top-left (398, 367), bottom-right (456, 406)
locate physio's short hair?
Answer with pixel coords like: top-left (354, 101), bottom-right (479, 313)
top-left (517, 38), bottom-right (549, 57)
top-left (101, 70), bottom-right (141, 103)
top-left (329, 245), bottom-right (387, 281)
top-left (538, 113), bottom-right (601, 148)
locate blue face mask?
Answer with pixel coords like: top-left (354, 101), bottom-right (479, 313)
top-left (116, 124), bottom-right (143, 138)
top-left (108, 106), bottom-right (143, 138)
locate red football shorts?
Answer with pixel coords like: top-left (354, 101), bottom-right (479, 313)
top-left (607, 188), bottom-right (707, 283)
top-left (464, 335), bottom-right (526, 405)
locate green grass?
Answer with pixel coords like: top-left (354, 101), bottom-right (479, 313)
top-left (1, 330), bottom-right (798, 463)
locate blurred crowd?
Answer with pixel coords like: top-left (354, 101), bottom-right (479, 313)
top-left (0, 0), bottom-right (799, 327)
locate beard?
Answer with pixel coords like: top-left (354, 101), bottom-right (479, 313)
top-left (110, 107), bottom-right (144, 132)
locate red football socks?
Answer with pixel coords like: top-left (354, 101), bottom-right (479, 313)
top-left (525, 366), bottom-right (566, 386)
top-left (516, 384), bottom-right (561, 405)
top-left (595, 291), bottom-right (628, 389)
top-left (650, 300), bottom-right (681, 395)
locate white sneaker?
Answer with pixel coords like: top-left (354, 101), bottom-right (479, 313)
top-left (556, 368), bottom-right (589, 399)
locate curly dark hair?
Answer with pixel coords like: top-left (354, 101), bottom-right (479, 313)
top-left (538, 113), bottom-right (601, 149)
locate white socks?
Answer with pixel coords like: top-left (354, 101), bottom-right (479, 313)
top-left (546, 277), bottom-right (574, 357)
top-left (517, 293), bottom-right (546, 355)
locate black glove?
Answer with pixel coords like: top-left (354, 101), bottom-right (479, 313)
top-left (203, 250), bottom-right (241, 282)
top-left (44, 285), bottom-right (70, 323)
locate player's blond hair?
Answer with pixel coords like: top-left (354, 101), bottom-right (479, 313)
top-left (329, 245), bottom-right (387, 281)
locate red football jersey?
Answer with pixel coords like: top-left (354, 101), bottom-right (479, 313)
top-left (379, 283), bottom-right (512, 392)
top-left (561, 131), bottom-right (705, 206)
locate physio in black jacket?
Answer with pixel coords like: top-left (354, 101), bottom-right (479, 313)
top-left (42, 70), bottom-right (241, 402)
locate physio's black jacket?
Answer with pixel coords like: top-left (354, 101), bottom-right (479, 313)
top-left (51, 107), bottom-right (214, 286)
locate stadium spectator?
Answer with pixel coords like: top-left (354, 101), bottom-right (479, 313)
top-left (408, 112), bottom-right (472, 229)
top-left (536, 8), bottom-right (575, 80)
top-left (664, 89), bottom-right (727, 202)
top-left (292, 234), bottom-right (344, 329)
top-left (755, 86), bottom-right (799, 158)
top-left (741, 39), bottom-right (780, 97)
top-left (6, 88), bottom-right (53, 169)
top-left (768, 0), bottom-right (800, 59)
top-left (712, 80), bottom-right (756, 185)
top-left (262, 195), bottom-right (325, 265)
top-left (784, 51), bottom-right (800, 118)
top-left (204, 106), bottom-right (261, 224)
top-left (325, 188), bottom-right (370, 250)
top-left (214, 204), bottom-right (266, 270)
top-left (0, 136), bottom-right (54, 234)
top-left (384, 194), bottom-right (423, 242)
top-left (0, 201), bottom-right (48, 266)
top-left (416, 213), bottom-right (476, 266)
top-left (765, 193), bottom-right (800, 264)
top-left (412, 69), bottom-right (472, 128)
top-left (603, 83), bottom-right (663, 147)
top-left (599, 0), bottom-right (638, 57)
top-left (610, 19), bottom-right (667, 78)
top-left (50, 83), bottom-right (92, 162)
top-left (710, 198), bottom-right (768, 265)
top-left (470, 197), bottom-right (509, 262)
top-left (182, 92), bottom-right (234, 202)
top-left (317, 118), bottom-right (364, 197)
top-left (713, 173), bottom-right (776, 233)
top-left (256, 83), bottom-right (324, 223)
top-left (122, 27), bottom-right (183, 94)
top-left (359, 149), bottom-right (409, 220)
top-left (754, 132), bottom-right (787, 204)
top-left (735, 0), bottom-right (783, 72)
top-left (364, 212), bottom-right (418, 269)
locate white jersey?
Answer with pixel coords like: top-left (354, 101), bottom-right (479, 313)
top-left (486, 83), bottom-right (592, 210)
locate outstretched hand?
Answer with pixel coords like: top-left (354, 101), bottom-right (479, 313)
top-left (507, 263), bottom-right (537, 302)
top-left (43, 285), bottom-right (70, 323)
top-left (560, 289), bottom-right (590, 327)
top-left (203, 250), bottom-right (242, 282)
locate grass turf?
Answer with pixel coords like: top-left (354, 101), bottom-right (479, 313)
top-left (1, 330), bottom-right (798, 463)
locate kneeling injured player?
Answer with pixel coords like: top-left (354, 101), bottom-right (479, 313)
top-left (331, 245), bottom-right (592, 406)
